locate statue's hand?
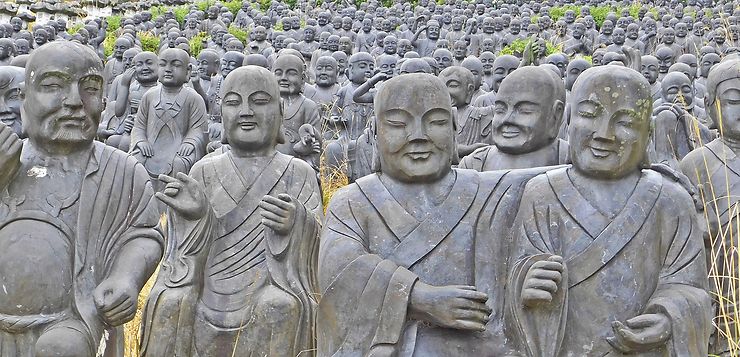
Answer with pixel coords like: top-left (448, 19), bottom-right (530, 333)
top-left (177, 142), bottom-right (195, 157)
top-left (607, 314), bottom-right (672, 353)
top-left (410, 282), bottom-right (491, 331)
top-left (155, 172), bottom-right (208, 220)
top-left (121, 67), bottom-right (135, 86)
top-left (137, 141), bottom-right (154, 157)
top-left (521, 255), bottom-right (563, 307)
top-left (0, 124), bottom-right (22, 183)
top-left (123, 115), bottom-right (135, 133)
top-left (93, 277), bottom-right (137, 326)
top-left (259, 194), bottom-right (297, 236)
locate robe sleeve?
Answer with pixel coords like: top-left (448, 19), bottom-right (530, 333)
top-left (129, 90), bottom-right (151, 154)
top-left (317, 186), bottom-right (419, 357)
top-left (264, 159), bottom-right (324, 353)
top-left (182, 91), bottom-right (208, 157)
top-left (506, 175), bottom-right (568, 357)
top-left (646, 181), bottom-right (712, 357)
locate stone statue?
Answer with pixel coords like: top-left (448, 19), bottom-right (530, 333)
top-left (474, 55), bottom-right (519, 108)
top-left (103, 37), bottom-right (132, 96)
top-left (140, 65), bottom-right (321, 357)
top-left (272, 53), bottom-right (322, 168)
top-left (680, 57), bottom-right (740, 357)
top-left (329, 52), bottom-right (374, 141)
top-left (130, 48), bottom-right (207, 190)
top-left (508, 65), bottom-right (711, 357)
top-left (439, 66), bottom-right (492, 157)
top-left (107, 51), bottom-right (160, 152)
top-left (0, 40), bottom-right (162, 357)
top-left (460, 66), bottom-right (568, 171)
top-left (0, 66), bottom-right (24, 138)
top-left (304, 55), bottom-right (340, 119)
top-left (651, 71), bottom-right (712, 168)
top-left (318, 73), bottom-right (549, 356)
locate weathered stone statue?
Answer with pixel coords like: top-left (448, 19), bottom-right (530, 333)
top-left (460, 66), bottom-right (567, 171)
top-left (304, 55), bottom-right (340, 119)
top-left (130, 48), bottom-right (207, 189)
top-left (318, 73), bottom-right (548, 356)
top-left (681, 57), bottom-right (740, 357)
top-left (272, 53), bottom-right (322, 167)
top-left (107, 51), bottom-right (160, 151)
top-left (508, 65), bottom-right (711, 357)
top-left (651, 71), bottom-right (712, 168)
top-left (0, 40), bottom-right (162, 357)
top-left (140, 65), bottom-right (321, 357)
top-left (329, 52), bottom-right (374, 141)
top-left (474, 55), bottom-right (519, 108)
top-left (0, 66), bottom-right (24, 138)
top-left (103, 37), bottom-right (132, 96)
top-left (439, 66), bottom-right (492, 157)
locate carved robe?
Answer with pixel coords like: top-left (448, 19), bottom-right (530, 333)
top-left (0, 142), bottom-right (163, 357)
top-left (277, 95), bottom-right (321, 161)
top-left (455, 105), bottom-right (493, 147)
top-left (508, 167), bottom-right (711, 357)
top-left (681, 139), bottom-right (740, 356)
top-left (318, 168), bottom-right (549, 356)
top-left (130, 85), bottom-right (207, 182)
top-left (141, 151), bottom-right (322, 357)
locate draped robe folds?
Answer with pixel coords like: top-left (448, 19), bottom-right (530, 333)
top-left (277, 95), bottom-right (321, 160)
top-left (130, 85), bottom-right (207, 182)
top-left (455, 105), bottom-right (493, 147)
top-left (507, 167), bottom-right (711, 357)
top-left (0, 142), bottom-right (163, 356)
top-left (680, 139), bottom-right (740, 355)
top-left (140, 151), bottom-right (322, 357)
top-left (318, 168), bottom-right (551, 357)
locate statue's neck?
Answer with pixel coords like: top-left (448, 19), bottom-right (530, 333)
top-left (721, 135), bottom-right (740, 154)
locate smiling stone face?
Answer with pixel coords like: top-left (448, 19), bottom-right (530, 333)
top-left (569, 66), bottom-right (652, 179)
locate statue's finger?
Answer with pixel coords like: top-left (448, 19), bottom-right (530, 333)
top-left (260, 210), bottom-right (286, 223)
top-left (522, 288), bottom-right (552, 303)
top-left (155, 191), bottom-right (180, 207)
top-left (175, 171), bottom-right (197, 185)
top-left (526, 278), bottom-right (559, 293)
top-left (104, 299), bottom-right (134, 317)
top-left (263, 194), bottom-right (293, 210)
top-left (451, 319), bottom-right (486, 332)
top-left (625, 314), bottom-right (660, 329)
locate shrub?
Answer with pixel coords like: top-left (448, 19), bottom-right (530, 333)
top-left (139, 32), bottom-right (160, 53)
top-left (189, 32), bottom-right (208, 57)
top-left (228, 25), bottom-right (249, 44)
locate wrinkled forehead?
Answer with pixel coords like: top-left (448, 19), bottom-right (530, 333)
top-left (573, 74), bottom-right (651, 114)
top-left (377, 77), bottom-right (451, 115)
top-left (0, 68), bottom-right (24, 90)
top-left (27, 45), bottom-right (102, 83)
top-left (224, 67), bottom-right (280, 98)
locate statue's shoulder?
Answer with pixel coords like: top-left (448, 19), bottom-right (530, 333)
top-left (458, 145), bottom-right (493, 171)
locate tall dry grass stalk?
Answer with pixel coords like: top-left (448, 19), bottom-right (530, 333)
top-left (682, 94), bottom-right (739, 357)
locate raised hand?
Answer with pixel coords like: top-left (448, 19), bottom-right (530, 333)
top-left (607, 313), bottom-right (672, 353)
top-left (137, 140), bottom-right (154, 157)
top-left (521, 255), bottom-right (564, 307)
top-left (259, 194), bottom-right (297, 235)
top-left (0, 124), bottom-right (22, 186)
top-left (410, 282), bottom-right (491, 331)
top-left (93, 277), bottom-right (138, 326)
top-left (121, 67), bottom-right (136, 86)
top-left (155, 172), bottom-right (208, 220)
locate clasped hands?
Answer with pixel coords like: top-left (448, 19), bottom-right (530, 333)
top-left (520, 255), bottom-right (671, 353)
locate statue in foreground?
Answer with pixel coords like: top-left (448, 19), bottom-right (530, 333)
top-left (141, 66), bottom-right (322, 357)
top-left (0, 41), bottom-right (163, 356)
top-left (318, 73), bottom-right (549, 356)
top-left (508, 65), bottom-right (711, 356)
top-left (680, 56), bottom-right (740, 357)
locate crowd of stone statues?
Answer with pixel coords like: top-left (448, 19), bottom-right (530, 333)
top-left (0, 0), bottom-right (737, 355)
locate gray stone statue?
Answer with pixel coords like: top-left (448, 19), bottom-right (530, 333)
top-left (0, 40), bottom-right (162, 357)
top-left (508, 65), bottom-right (711, 357)
top-left (140, 65), bottom-right (321, 357)
top-left (438, 66), bottom-right (492, 157)
top-left (680, 57), bottom-right (740, 357)
top-left (0, 66), bottom-right (24, 138)
top-left (460, 66), bottom-right (568, 171)
top-left (318, 73), bottom-right (550, 356)
top-left (129, 48), bottom-right (207, 190)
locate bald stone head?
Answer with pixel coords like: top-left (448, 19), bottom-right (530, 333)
top-left (374, 73), bottom-right (455, 182)
top-left (570, 66), bottom-right (652, 179)
top-left (439, 66), bottom-right (475, 108)
top-left (221, 66), bottom-right (284, 153)
top-left (493, 66), bottom-right (565, 154)
top-left (23, 41), bottom-right (104, 152)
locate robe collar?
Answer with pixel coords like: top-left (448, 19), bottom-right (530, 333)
top-left (356, 170), bottom-right (479, 269)
top-left (546, 167), bottom-right (663, 288)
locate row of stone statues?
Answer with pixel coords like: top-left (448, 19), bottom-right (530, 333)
top-left (0, 0), bottom-right (737, 356)
top-left (0, 36), bottom-right (733, 356)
